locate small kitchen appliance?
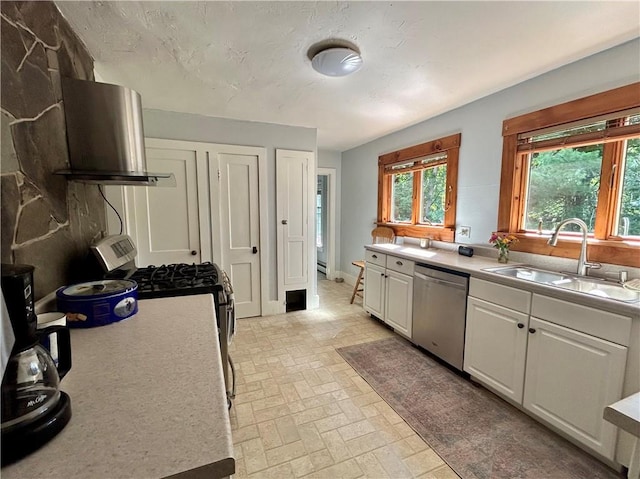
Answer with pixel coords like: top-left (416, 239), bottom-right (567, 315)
top-left (56, 279), bottom-right (138, 328)
top-left (1, 264), bottom-right (72, 466)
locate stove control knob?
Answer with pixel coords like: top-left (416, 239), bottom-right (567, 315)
top-left (191, 250), bottom-right (197, 256)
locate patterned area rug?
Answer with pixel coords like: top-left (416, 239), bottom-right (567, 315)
top-left (337, 336), bottom-right (623, 479)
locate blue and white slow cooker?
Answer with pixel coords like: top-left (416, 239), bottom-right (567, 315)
top-left (56, 280), bottom-right (138, 328)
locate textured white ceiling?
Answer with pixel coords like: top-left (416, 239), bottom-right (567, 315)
top-left (56, 1), bottom-right (640, 151)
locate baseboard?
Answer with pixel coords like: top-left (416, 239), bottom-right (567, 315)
top-left (262, 300), bottom-right (285, 316)
top-left (341, 271), bottom-right (357, 286)
top-left (308, 294), bottom-right (320, 310)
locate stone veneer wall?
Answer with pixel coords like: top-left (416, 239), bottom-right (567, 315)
top-left (1, 1), bottom-right (106, 299)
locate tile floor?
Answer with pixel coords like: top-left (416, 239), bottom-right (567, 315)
top-left (229, 274), bottom-right (460, 478)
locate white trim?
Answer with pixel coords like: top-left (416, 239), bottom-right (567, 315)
top-left (317, 167), bottom-right (336, 281)
top-left (308, 294), bottom-right (320, 309)
top-left (263, 300), bottom-right (285, 317)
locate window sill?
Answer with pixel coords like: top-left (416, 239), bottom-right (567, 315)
top-left (507, 233), bottom-right (640, 268)
top-left (377, 223), bottom-right (455, 242)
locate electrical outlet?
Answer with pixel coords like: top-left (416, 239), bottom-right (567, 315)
top-left (458, 226), bottom-right (471, 239)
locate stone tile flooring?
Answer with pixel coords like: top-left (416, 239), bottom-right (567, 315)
top-left (229, 274), bottom-right (460, 478)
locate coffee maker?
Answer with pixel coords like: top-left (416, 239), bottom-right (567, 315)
top-left (1, 264), bottom-right (72, 465)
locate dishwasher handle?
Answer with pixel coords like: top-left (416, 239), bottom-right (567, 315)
top-left (414, 272), bottom-right (467, 290)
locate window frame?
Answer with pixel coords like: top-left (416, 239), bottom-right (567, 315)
top-left (378, 133), bottom-right (461, 241)
top-left (498, 82), bottom-right (640, 268)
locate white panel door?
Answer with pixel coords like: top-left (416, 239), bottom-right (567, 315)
top-left (523, 317), bottom-right (627, 460)
top-left (277, 151), bottom-right (308, 287)
top-left (133, 147), bottom-right (200, 266)
top-left (464, 297), bottom-right (529, 403)
top-left (217, 153), bottom-right (261, 318)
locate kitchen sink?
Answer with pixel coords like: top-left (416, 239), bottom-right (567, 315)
top-left (558, 280), bottom-right (640, 303)
top-left (484, 266), bottom-right (574, 285)
top-left (484, 266), bottom-right (640, 303)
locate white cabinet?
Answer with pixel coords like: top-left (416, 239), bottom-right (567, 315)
top-left (363, 252), bottom-right (413, 339)
top-left (465, 279), bottom-right (532, 403)
top-left (465, 278), bottom-right (631, 462)
top-left (363, 262), bottom-right (386, 319)
top-left (465, 296), bottom-right (529, 403)
top-left (523, 295), bottom-right (630, 461)
top-left (524, 317), bottom-right (627, 460)
top-left (384, 269), bottom-right (413, 338)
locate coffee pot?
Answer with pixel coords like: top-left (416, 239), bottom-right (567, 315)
top-left (1, 264), bottom-right (72, 466)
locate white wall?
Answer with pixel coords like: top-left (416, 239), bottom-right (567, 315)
top-left (142, 110), bottom-right (317, 301)
top-left (340, 39), bottom-right (640, 278)
top-left (318, 149), bottom-right (342, 273)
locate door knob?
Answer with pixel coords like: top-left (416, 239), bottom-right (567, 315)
top-left (281, 219), bottom-right (288, 225)
top-left (252, 246), bottom-right (258, 254)
top-left (191, 250), bottom-right (197, 256)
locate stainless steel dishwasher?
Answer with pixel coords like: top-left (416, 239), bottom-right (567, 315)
top-left (412, 263), bottom-right (469, 371)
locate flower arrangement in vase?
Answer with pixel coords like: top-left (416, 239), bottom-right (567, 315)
top-left (489, 233), bottom-right (518, 263)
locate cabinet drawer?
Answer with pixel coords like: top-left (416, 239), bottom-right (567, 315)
top-left (365, 250), bottom-right (386, 267)
top-left (386, 255), bottom-right (414, 275)
top-left (469, 278), bottom-right (531, 314)
top-left (531, 294), bottom-right (632, 346)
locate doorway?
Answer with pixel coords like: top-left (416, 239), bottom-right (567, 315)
top-left (316, 168), bottom-right (336, 280)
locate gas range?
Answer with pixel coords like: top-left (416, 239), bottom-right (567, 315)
top-left (106, 261), bottom-right (232, 306)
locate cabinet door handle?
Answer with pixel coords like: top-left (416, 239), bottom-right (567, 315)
top-left (191, 250), bottom-right (197, 256)
top-left (517, 323), bottom-right (524, 329)
top-left (396, 261), bottom-right (403, 266)
top-left (380, 273), bottom-right (385, 277)
top-left (529, 327), bottom-right (536, 334)
top-left (372, 254), bottom-right (378, 259)
top-left (281, 219), bottom-right (288, 225)
top-left (252, 246), bottom-right (258, 254)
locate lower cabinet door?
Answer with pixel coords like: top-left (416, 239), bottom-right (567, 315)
top-left (384, 270), bottom-right (413, 338)
top-left (363, 263), bottom-right (385, 319)
top-left (464, 297), bottom-right (529, 403)
top-left (523, 317), bottom-right (627, 460)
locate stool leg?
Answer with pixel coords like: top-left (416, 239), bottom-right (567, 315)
top-left (351, 267), bottom-right (364, 304)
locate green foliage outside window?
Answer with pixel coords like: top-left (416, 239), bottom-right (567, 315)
top-left (525, 146), bottom-right (602, 233)
top-left (421, 165), bottom-right (446, 224)
top-left (617, 138), bottom-right (640, 236)
top-left (391, 172), bottom-right (413, 222)
top-left (524, 139), bottom-right (640, 236)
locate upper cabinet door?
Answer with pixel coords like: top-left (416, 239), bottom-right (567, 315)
top-left (132, 147), bottom-right (201, 266)
top-left (277, 149), bottom-right (311, 289)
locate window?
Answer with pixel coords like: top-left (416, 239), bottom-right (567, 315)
top-left (498, 83), bottom-right (640, 267)
top-left (378, 133), bottom-right (460, 241)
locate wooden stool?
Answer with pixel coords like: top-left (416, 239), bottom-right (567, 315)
top-left (350, 260), bottom-right (365, 304)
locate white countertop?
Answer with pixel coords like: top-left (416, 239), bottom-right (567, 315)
top-left (2, 295), bottom-right (234, 479)
top-left (366, 243), bottom-right (640, 316)
top-left (604, 392), bottom-right (640, 438)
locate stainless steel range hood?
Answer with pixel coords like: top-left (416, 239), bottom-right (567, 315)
top-left (56, 78), bottom-right (174, 186)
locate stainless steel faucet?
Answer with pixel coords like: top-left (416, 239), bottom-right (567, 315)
top-left (547, 218), bottom-right (601, 276)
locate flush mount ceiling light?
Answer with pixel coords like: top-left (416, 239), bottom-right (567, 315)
top-left (310, 46), bottom-right (363, 77)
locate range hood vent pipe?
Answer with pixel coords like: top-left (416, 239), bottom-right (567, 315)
top-left (56, 78), bottom-right (174, 187)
